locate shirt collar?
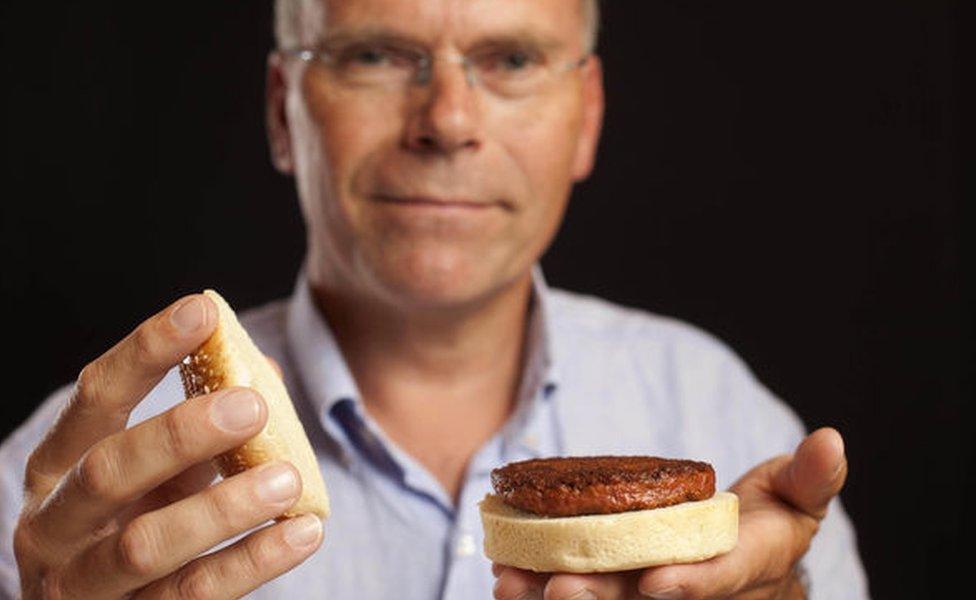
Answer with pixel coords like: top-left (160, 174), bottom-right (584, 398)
top-left (526, 263), bottom-right (561, 398)
top-left (284, 264), bottom-right (561, 454)
top-left (285, 268), bottom-right (360, 417)
top-left (500, 265), bottom-right (560, 435)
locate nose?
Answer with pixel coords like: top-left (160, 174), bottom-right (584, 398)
top-left (403, 57), bottom-right (483, 155)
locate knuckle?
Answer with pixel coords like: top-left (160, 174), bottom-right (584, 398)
top-left (12, 518), bottom-right (39, 562)
top-left (24, 450), bottom-right (43, 482)
top-left (130, 324), bottom-right (164, 369)
top-left (24, 450), bottom-right (53, 496)
top-left (175, 564), bottom-right (220, 600)
top-left (73, 363), bottom-right (104, 411)
top-left (76, 444), bottom-right (123, 502)
top-left (241, 533), bottom-right (278, 579)
top-left (205, 484), bottom-right (250, 532)
top-left (117, 517), bottom-right (161, 578)
top-left (159, 408), bottom-right (197, 464)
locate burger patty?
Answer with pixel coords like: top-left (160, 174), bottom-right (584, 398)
top-left (491, 456), bottom-right (715, 517)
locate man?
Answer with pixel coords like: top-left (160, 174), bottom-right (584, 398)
top-left (0, 0), bottom-right (868, 598)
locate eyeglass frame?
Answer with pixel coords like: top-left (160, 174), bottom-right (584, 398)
top-left (277, 43), bottom-right (591, 96)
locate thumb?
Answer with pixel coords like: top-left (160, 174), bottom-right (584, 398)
top-left (772, 427), bottom-right (848, 520)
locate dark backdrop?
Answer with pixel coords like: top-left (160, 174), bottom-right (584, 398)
top-left (1, 1), bottom-right (967, 598)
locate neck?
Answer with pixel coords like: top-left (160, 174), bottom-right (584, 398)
top-left (306, 263), bottom-right (535, 501)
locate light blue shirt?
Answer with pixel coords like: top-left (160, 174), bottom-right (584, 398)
top-left (0, 268), bottom-right (869, 598)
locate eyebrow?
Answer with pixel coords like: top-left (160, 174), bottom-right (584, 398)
top-left (317, 28), bottom-right (425, 51)
top-left (319, 26), bottom-right (568, 54)
top-left (468, 30), bottom-right (567, 54)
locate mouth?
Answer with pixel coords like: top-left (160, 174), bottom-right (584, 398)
top-left (372, 194), bottom-right (513, 211)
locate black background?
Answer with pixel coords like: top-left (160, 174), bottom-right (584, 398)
top-left (1, 1), bottom-right (967, 598)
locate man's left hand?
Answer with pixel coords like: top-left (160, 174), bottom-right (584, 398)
top-left (492, 427), bottom-right (848, 600)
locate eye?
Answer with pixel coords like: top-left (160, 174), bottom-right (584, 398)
top-left (500, 50), bottom-right (532, 70)
top-left (340, 45), bottom-right (393, 67)
top-left (333, 43), bottom-right (421, 68)
top-left (355, 48), bottom-right (386, 64)
top-left (476, 46), bottom-right (543, 74)
top-left (324, 41), bottom-right (426, 85)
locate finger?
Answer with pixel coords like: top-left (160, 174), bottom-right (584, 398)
top-left (772, 427), bottom-right (848, 520)
top-left (133, 514), bottom-right (323, 600)
top-left (544, 571), bottom-right (637, 600)
top-left (722, 573), bottom-right (805, 600)
top-left (128, 461), bottom-right (220, 517)
top-left (31, 387), bottom-right (266, 545)
top-left (25, 294), bottom-right (217, 495)
top-left (62, 461), bottom-right (302, 598)
top-left (638, 546), bottom-right (750, 598)
top-left (105, 462), bottom-right (221, 541)
top-left (493, 565), bottom-right (548, 600)
top-left (637, 498), bottom-right (817, 599)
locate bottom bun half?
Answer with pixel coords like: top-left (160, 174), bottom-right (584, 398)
top-left (479, 492), bottom-right (738, 573)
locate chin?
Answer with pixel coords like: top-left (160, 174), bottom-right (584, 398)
top-left (359, 245), bottom-right (521, 311)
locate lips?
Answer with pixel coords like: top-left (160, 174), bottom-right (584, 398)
top-left (372, 194), bottom-right (512, 211)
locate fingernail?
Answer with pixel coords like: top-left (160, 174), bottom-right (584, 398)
top-left (283, 514), bottom-right (322, 549)
top-left (171, 297), bottom-right (207, 333)
top-left (211, 389), bottom-right (261, 431)
top-left (255, 463), bottom-right (300, 504)
top-left (641, 586), bottom-right (684, 599)
top-left (567, 590), bottom-right (597, 600)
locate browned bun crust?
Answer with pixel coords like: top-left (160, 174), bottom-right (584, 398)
top-left (491, 456), bottom-right (714, 517)
top-left (179, 290), bottom-right (330, 520)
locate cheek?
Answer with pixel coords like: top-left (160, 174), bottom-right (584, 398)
top-left (302, 78), bottom-right (391, 199)
top-left (496, 96), bottom-right (583, 234)
top-left (295, 74), bottom-right (402, 235)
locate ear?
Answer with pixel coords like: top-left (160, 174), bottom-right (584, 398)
top-left (571, 55), bottom-right (605, 182)
top-left (266, 51), bottom-right (295, 174)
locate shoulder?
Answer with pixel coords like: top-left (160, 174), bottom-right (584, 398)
top-left (548, 287), bottom-right (747, 372)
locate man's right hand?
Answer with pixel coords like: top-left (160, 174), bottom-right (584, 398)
top-left (13, 294), bottom-right (323, 599)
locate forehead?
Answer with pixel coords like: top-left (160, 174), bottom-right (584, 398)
top-left (318, 0), bottom-right (584, 48)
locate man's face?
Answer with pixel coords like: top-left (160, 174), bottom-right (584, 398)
top-left (268, 0), bottom-right (603, 309)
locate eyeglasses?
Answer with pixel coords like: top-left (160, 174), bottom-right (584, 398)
top-left (280, 40), bottom-right (590, 100)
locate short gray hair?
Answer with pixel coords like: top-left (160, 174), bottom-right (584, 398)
top-left (581, 0), bottom-right (600, 53)
top-left (275, 0), bottom-right (600, 53)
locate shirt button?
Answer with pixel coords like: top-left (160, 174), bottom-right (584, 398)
top-left (455, 532), bottom-right (477, 557)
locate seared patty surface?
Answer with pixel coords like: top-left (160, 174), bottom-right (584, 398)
top-left (491, 456), bottom-right (715, 517)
